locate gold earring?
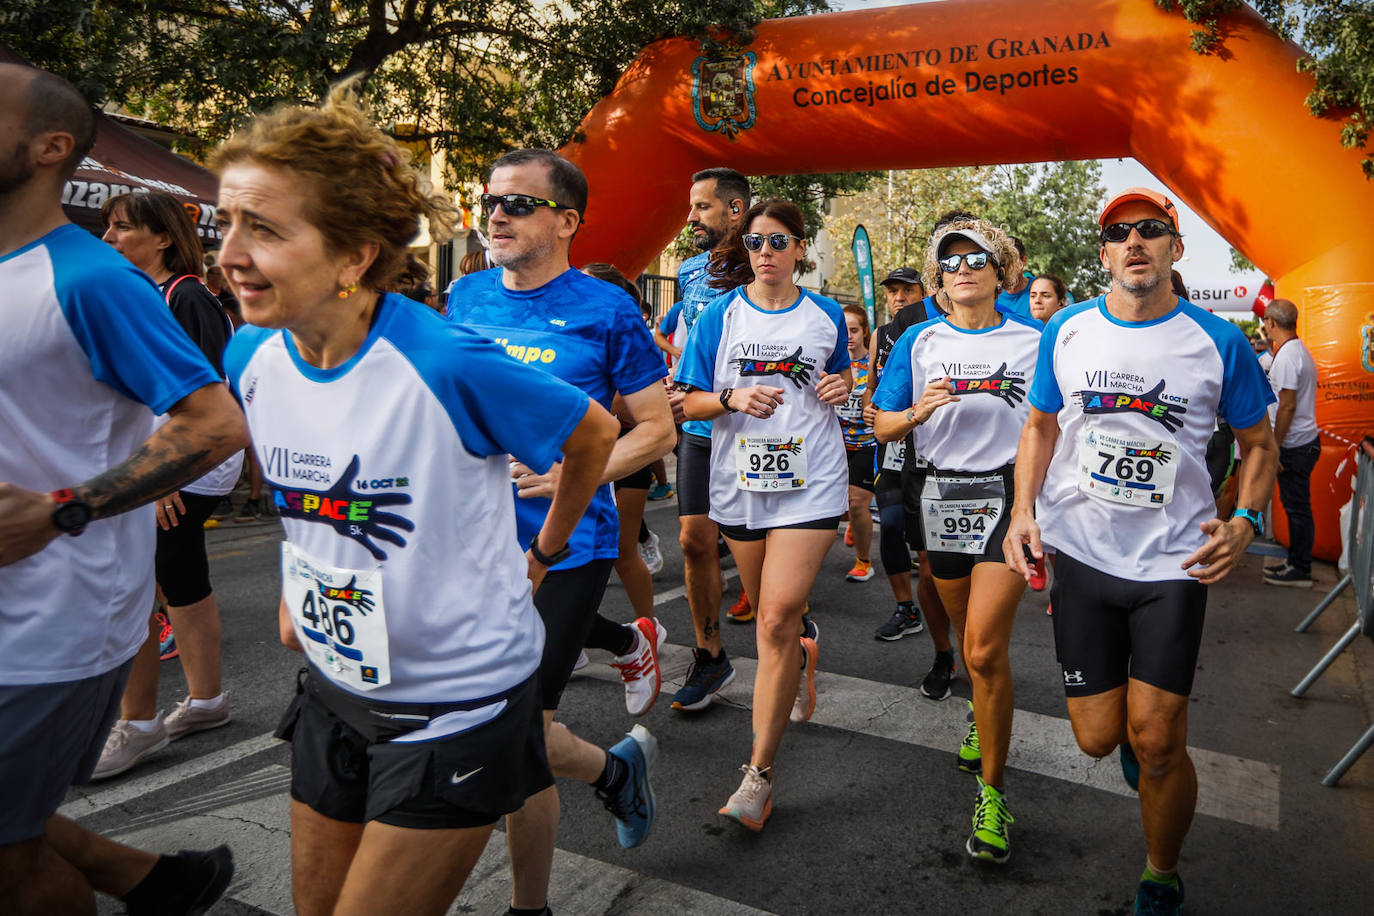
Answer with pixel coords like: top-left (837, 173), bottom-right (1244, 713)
top-left (337, 282), bottom-right (358, 299)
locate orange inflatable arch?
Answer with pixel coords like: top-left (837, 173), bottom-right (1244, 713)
top-left (560, 0), bottom-right (1374, 562)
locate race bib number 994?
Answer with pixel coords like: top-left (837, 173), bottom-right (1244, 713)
top-left (282, 542), bottom-right (391, 691)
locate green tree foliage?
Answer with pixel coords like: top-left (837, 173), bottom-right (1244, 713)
top-left (1159, 0), bottom-right (1374, 178)
top-left (982, 161), bottom-right (1109, 299)
top-left (1, 0), bottom-right (827, 180)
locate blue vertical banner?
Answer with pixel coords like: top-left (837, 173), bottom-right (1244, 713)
top-left (852, 224), bottom-right (875, 327)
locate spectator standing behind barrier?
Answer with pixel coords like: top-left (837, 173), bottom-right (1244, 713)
top-left (1261, 299), bottom-right (1321, 588)
top-left (0, 63), bottom-right (247, 916)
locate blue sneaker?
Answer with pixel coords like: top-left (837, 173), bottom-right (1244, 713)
top-left (1120, 741), bottom-right (1140, 792)
top-left (1134, 871), bottom-right (1184, 915)
top-left (647, 482), bottom-right (674, 501)
top-left (801, 614), bottom-right (819, 642)
top-left (156, 611), bottom-right (178, 661)
top-left (598, 725), bottom-right (657, 848)
top-left (671, 648), bottom-right (736, 712)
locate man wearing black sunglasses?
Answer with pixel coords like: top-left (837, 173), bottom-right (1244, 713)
top-left (1006, 187), bottom-right (1277, 915)
top-left (447, 149), bottom-right (677, 916)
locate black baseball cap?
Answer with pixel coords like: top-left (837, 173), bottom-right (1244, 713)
top-left (881, 267), bottom-right (923, 288)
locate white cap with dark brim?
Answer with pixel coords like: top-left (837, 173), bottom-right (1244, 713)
top-left (936, 228), bottom-right (1000, 264)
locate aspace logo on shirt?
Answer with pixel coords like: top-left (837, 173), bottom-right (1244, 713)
top-left (270, 455), bottom-right (415, 560)
top-left (1074, 374), bottom-right (1188, 433)
top-left (938, 361), bottom-right (1026, 407)
top-left (735, 344), bottom-right (816, 388)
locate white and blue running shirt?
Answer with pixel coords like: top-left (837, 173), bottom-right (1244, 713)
top-left (225, 294), bottom-right (589, 703)
top-left (1028, 297), bottom-right (1274, 581)
top-left (446, 268), bottom-right (667, 570)
top-left (675, 288), bottom-right (850, 529)
top-left (872, 313), bottom-right (1042, 472)
top-left (0, 225), bottom-right (219, 684)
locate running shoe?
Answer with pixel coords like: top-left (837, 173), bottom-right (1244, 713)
top-left (800, 614), bottom-right (819, 643)
top-left (726, 590), bottom-right (754, 623)
top-left (638, 529), bottom-right (664, 575)
top-left (1263, 561), bottom-right (1289, 576)
top-left (155, 611), bottom-right (178, 661)
top-left (1263, 565), bottom-right (1313, 588)
top-left (1119, 741), bottom-right (1140, 792)
top-left (92, 717), bottom-right (169, 780)
top-left (845, 559), bottom-right (875, 582)
top-left (209, 496), bottom-right (234, 521)
top-left (125, 845), bottom-right (236, 916)
top-left (572, 649), bottom-right (590, 672)
top-left (957, 701), bottom-right (981, 774)
top-left (165, 695), bottom-right (232, 741)
top-left (597, 725), bottom-right (657, 848)
top-left (966, 777), bottom-right (1014, 864)
top-left (875, 605), bottom-right (924, 641)
top-left (1134, 871), bottom-right (1185, 915)
top-left (790, 636), bottom-right (819, 723)
top-left (233, 497), bottom-right (262, 523)
top-left (844, 525), bottom-right (855, 547)
top-left (920, 650), bottom-right (956, 700)
top-left (647, 482), bottom-right (674, 501)
top-left (671, 648), bottom-right (736, 711)
top-left (610, 618), bottom-right (664, 716)
top-left (718, 764), bottom-right (772, 832)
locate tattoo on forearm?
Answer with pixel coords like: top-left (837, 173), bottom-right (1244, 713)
top-left (75, 419), bottom-right (235, 519)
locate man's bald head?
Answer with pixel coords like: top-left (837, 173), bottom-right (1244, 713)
top-left (0, 63), bottom-right (96, 181)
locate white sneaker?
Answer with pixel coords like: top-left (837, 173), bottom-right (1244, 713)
top-left (610, 618), bottom-right (664, 716)
top-left (718, 764), bottom-right (773, 831)
top-left (572, 649), bottom-right (590, 672)
top-left (638, 530), bottom-right (664, 575)
top-left (92, 715), bottom-right (169, 780)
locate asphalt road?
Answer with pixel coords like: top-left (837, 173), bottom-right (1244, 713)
top-left (69, 491), bottom-right (1374, 915)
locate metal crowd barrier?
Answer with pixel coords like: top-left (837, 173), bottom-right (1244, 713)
top-left (1289, 436), bottom-right (1374, 786)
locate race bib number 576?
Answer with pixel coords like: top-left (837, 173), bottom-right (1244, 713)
top-left (282, 542), bottom-right (391, 691)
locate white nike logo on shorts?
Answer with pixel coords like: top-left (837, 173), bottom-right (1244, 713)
top-left (451, 767), bottom-right (484, 785)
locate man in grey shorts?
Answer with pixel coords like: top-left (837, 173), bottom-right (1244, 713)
top-left (0, 63), bottom-right (249, 915)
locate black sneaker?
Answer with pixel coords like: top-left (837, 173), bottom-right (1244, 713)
top-left (920, 650), bottom-right (956, 700)
top-left (124, 845), bottom-right (235, 916)
top-left (1263, 561), bottom-right (1289, 576)
top-left (874, 605), bottom-right (924, 641)
top-left (1263, 565), bottom-right (1313, 588)
top-left (233, 497), bottom-right (262, 523)
top-left (209, 496), bottom-right (234, 521)
top-left (671, 648), bottom-right (736, 712)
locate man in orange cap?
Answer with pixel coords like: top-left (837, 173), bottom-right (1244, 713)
top-left (1005, 187), bottom-right (1278, 914)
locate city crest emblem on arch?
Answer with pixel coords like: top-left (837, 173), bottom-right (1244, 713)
top-left (692, 53), bottom-right (758, 138)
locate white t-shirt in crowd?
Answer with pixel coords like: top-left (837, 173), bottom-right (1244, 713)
top-left (1266, 337), bottom-right (1319, 447)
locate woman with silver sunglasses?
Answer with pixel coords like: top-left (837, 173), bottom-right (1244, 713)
top-left (871, 218), bottom-right (1041, 866)
top-left (675, 198), bottom-right (851, 832)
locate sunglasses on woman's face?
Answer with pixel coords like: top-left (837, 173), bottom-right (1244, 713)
top-left (937, 252), bottom-right (991, 273)
top-left (481, 193), bottom-right (569, 218)
top-left (1100, 218), bottom-right (1176, 244)
top-left (743, 232), bottom-right (803, 252)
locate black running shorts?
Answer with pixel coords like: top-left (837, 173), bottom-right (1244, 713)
top-left (156, 491), bottom-right (222, 606)
top-left (277, 672), bottom-right (552, 829)
top-left (718, 514), bottom-right (844, 543)
top-left (1050, 551), bottom-right (1208, 698)
top-left (920, 464), bottom-right (1014, 580)
top-left (676, 432), bottom-right (713, 517)
top-left (533, 558), bottom-right (615, 710)
top-left (846, 445), bottom-right (876, 492)
top-left (900, 460), bottom-right (928, 552)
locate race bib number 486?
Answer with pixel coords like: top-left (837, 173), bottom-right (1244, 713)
top-left (282, 542), bottom-right (391, 691)
top-left (1077, 428), bottom-right (1178, 507)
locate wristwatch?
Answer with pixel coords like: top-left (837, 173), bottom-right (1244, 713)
top-left (1232, 507), bottom-right (1264, 537)
top-left (50, 488), bottom-right (93, 536)
top-left (528, 534), bottom-right (571, 567)
top-left (719, 388), bottom-right (738, 413)
top-left (905, 406), bottom-right (919, 426)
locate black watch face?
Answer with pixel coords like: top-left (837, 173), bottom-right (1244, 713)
top-left (54, 501), bottom-right (92, 532)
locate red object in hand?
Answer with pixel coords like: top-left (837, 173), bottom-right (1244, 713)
top-left (1025, 547), bottom-right (1047, 592)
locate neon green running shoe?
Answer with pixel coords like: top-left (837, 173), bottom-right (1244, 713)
top-left (966, 777), bottom-right (1014, 864)
top-left (956, 701), bottom-right (980, 774)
